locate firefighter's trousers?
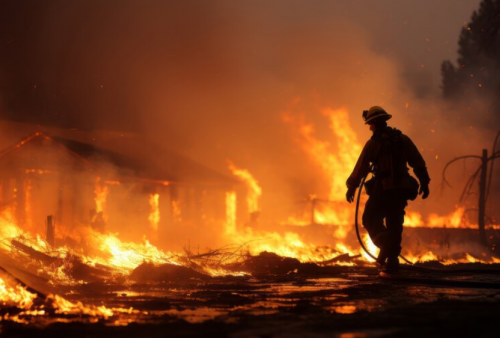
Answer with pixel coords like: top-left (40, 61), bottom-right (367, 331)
top-left (362, 186), bottom-right (409, 259)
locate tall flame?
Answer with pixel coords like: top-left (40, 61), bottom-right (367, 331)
top-left (283, 106), bottom-right (362, 237)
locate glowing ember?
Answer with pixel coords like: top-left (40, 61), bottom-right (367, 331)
top-left (25, 169), bottom-right (53, 175)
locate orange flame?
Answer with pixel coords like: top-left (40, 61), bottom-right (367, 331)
top-left (227, 161), bottom-right (262, 214)
top-left (0, 276), bottom-right (37, 310)
top-left (361, 233), bottom-right (378, 262)
top-left (94, 177), bottom-right (109, 219)
top-left (405, 207), bottom-right (466, 228)
top-left (404, 211), bottom-right (424, 227)
top-left (283, 106), bottom-right (362, 238)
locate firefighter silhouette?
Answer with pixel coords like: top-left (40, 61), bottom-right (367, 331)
top-left (346, 106), bottom-right (430, 272)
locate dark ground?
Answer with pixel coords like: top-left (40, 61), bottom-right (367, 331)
top-left (2, 265), bottom-right (500, 338)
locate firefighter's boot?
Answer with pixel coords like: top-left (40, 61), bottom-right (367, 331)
top-left (376, 246), bottom-right (389, 266)
top-left (372, 232), bottom-right (389, 266)
top-left (384, 256), bottom-right (400, 274)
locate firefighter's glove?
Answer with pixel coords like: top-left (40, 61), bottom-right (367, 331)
top-left (346, 187), bottom-right (356, 203)
top-left (419, 184), bottom-right (429, 199)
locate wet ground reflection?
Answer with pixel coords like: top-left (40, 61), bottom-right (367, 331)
top-left (2, 265), bottom-right (500, 336)
top-left (50, 267), bottom-right (499, 326)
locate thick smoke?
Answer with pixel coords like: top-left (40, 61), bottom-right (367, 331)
top-left (0, 0), bottom-right (496, 225)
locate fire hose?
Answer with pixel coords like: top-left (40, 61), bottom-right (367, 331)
top-left (354, 173), bottom-right (500, 288)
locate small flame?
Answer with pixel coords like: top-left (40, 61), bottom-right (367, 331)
top-left (227, 161), bottom-right (262, 214)
top-left (405, 207), bottom-right (466, 228)
top-left (428, 207), bottom-right (464, 228)
top-left (49, 294), bottom-right (114, 319)
top-left (404, 211), bottom-right (424, 227)
top-left (94, 177), bottom-right (109, 220)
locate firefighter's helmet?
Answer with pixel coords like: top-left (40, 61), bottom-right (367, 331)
top-left (362, 106), bottom-right (392, 124)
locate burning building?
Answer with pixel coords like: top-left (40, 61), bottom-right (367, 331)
top-left (0, 122), bottom-right (242, 252)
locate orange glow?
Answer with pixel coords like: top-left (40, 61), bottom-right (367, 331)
top-left (25, 169), bottom-right (54, 174)
top-left (24, 179), bottom-right (32, 230)
top-left (94, 177), bottom-right (109, 218)
top-left (227, 161), bottom-right (262, 214)
top-left (148, 193), bottom-right (160, 233)
top-left (172, 200), bottom-right (182, 223)
top-left (225, 191), bottom-right (237, 234)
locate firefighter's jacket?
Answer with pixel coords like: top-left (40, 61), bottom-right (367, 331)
top-left (346, 127), bottom-right (430, 190)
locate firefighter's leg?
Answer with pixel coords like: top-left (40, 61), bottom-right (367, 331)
top-left (385, 191), bottom-right (408, 269)
top-left (362, 194), bottom-right (389, 264)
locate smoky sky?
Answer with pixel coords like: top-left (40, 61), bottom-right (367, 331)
top-left (0, 0), bottom-right (479, 130)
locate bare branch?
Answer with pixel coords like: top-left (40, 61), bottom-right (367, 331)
top-left (442, 155), bottom-right (482, 188)
top-left (459, 166), bottom-right (482, 203)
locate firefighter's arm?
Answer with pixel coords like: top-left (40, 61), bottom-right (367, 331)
top-left (403, 135), bottom-right (430, 198)
top-left (346, 141), bottom-right (372, 203)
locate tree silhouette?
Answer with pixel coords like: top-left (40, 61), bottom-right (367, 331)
top-left (441, 0), bottom-right (500, 107)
